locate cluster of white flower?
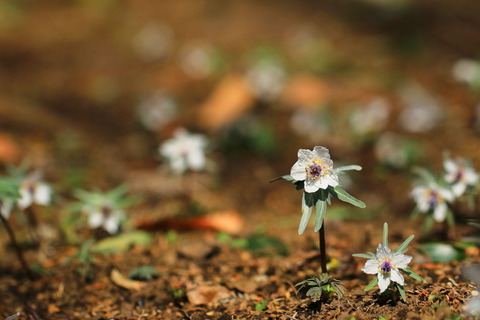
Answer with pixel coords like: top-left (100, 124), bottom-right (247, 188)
top-left (0, 171), bottom-right (52, 220)
top-left (159, 128), bottom-right (208, 175)
top-left (411, 156), bottom-right (479, 224)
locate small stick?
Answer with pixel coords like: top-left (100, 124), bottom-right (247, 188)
top-left (0, 214), bottom-right (34, 280)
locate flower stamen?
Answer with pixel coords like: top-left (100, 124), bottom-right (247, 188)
top-left (379, 259), bottom-right (393, 274)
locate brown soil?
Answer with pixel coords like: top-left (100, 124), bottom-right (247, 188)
top-left (1, 1), bottom-right (480, 319)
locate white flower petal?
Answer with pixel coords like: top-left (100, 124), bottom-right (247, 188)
top-left (376, 244), bottom-right (392, 259)
top-left (297, 149), bottom-right (314, 162)
top-left (88, 212), bottom-right (104, 229)
top-left (17, 189), bottom-right (33, 210)
top-left (362, 259), bottom-right (379, 274)
top-left (290, 161), bottom-right (307, 181)
top-left (0, 201), bottom-right (13, 219)
top-left (433, 203), bottom-right (447, 222)
top-left (452, 183), bottom-right (465, 197)
top-left (393, 253), bottom-right (412, 269)
top-left (34, 184), bottom-right (52, 206)
top-left (304, 179), bottom-right (320, 193)
top-left (390, 268), bottom-right (405, 286)
top-left (104, 215), bottom-right (120, 234)
top-left (377, 273), bottom-right (391, 293)
top-left (187, 150), bottom-right (206, 171)
top-left (313, 146), bottom-right (330, 160)
top-left (444, 159), bottom-right (457, 173)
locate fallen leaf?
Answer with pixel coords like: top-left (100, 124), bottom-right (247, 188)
top-left (196, 74), bottom-right (254, 130)
top-left (110, 269), bottom-right (146, 291)
top-left (48, 304), bottom-right (60, 314)
top-left (0, 133), bottom-right (20, 163)
top-left (281, 74), bottom-right (331, 108)
top-left (186, 282), bottom-right (231, 305)
top-left (134, 210), bottom-right (244, 234)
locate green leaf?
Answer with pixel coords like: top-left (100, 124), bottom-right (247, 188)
top-left (418, 243), bottom-right (465, 263)
top-left (314, 199), bottom-right (327, 232)
top-left (412, 167), bottom-right (437, 184)
top-left (128, 265), bottom-right (160, 281)
top-left (393, 235), bottom-right (414, 254)
top-left (401, 267), bottom-right (426, 283)
top-left (364, 277), bottom-right (378, 291)
top-left (352, 253), bottom-right (376, 259)
top-left (298, 193), bottom-right (313, 235)
top-left (0, 178), bottom-right (21, 201)
top-left (396, 283), bottom-right (407, 302)
top-left (334, 165), bottom-right (362, 173)
top-left (93, 231), bottom-right (153, 252)
top-left (255, 299), bottom-right (267, 311)
top-left (328, 186), bottom-right (366, 208)
top-left (269, 175), bottom-right (294, 183)
top-left (383, 223), bottom-right (389, 248)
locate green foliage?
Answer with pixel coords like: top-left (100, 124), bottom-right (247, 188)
top-left (128, 265), bottom-right (160, 281)
top-left (418, 243), bottom-right (465, 263)
top-left (0, 178), bottom-right (21, 202)
top-left (74, 184), bottom-right (140, 210)
top-left (254, 299), bottom-right (267, 311)
top-left (295, 273), bottom-right (344, 302)
top-left (327, 186), bottom-right (366, 208)
top-left (65, 238), bottom-right (116, 282)
top-left (93, 231), bottom-right (153, 252)
top-left (217, 232), bottom-right (288, 256)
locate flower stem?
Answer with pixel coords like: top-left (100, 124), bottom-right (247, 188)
top-left (0, 214), bottom-right (34, 280)
top-left (24, 206), bottom-right (40, 244)
top-left (319, 224), bottom-right (327, 273)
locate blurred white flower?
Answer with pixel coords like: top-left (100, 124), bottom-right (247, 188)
top-left (17, 172), bottom-right (52, 210)
top-left (411, 184), bottom-right (454, 222)
top-left (133, 23), bottom-right (174, 62)
top-left (452, 59), bottom-right (480, 85)
top-left (290, 146), bottom-right (339, 193)
top-left (349, 98), bottom-right (390, 135)
top-left (374, 132), bottom-right (411, 168)
top-left (160, 128), bottom-right (208, 174)
top-left (84, 202), bottom-right (124, 235)
top-left (245, 61), bottom-right (286, 101)
top-left (361, 243), bottom-right (412, 293)
top-left (0, 200), bottom-right (14, 219)
top-left (444, 157), bottom-right (478, 197)
top-left (137, 92), bottom-right (178, 131)
top-left (179, 42), bottom-right (217, 79)
top-left (398, 83), bottom-right (444, 133)
top-left (290, 108), bottom-right (330, 141)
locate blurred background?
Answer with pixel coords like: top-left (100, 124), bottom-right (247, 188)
top-left (1, 0), bottom-right (480, 235)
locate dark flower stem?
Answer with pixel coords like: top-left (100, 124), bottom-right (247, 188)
top-left (319, 224), bottom-right (327, 273)
top-left (0, 214), bottom-right (34, 280)
top-left (24, 206), bottom-right (40, 244)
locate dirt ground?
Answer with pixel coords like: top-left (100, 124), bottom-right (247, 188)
top-left (1, 0), bottom-right (480, 319)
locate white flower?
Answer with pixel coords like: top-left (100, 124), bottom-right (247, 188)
top-left (179, 42), bottom-right (217, 79)
top-left (411, 184), bottom-right (454, 222)
top-left (137, 92), bottom-right (177, 131)
top-left (444, 157), bottom-right (478, 197)
top-left (133, 23), bottom-right (173, 62)
top-left (452, 59), bottom-right (480, 84)
top-left (17, 173), bottom-right (52, 210)
top-left (349, 98), bottom-right (390, 135)
top-left (361, 243), bottom-right (412, 293)
top-left (0, 200), bottom-right (14, 219)
top-left (398, 82), bottom-right (443, 133)
top-left (84, 203), bottom-right (124, 235)
top-left (160, 128), bottom-right (208, 174)
top-left (290, 146), bottom-right (339, 193)
top-left (245, 61), bottom-right (286, 101)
